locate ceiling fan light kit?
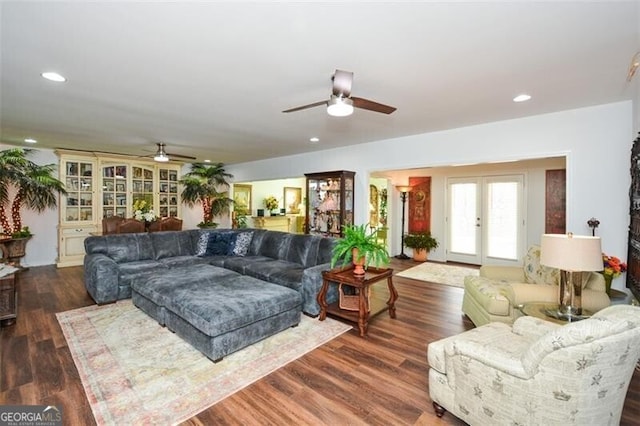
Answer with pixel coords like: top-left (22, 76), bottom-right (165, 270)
top-left (153, 143), bottom-right (170, 162)
top-left (327, 96), bottom-right (354, 117)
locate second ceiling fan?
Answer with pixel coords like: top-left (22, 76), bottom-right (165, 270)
top-left (282, 69), bottom-right (396, 116)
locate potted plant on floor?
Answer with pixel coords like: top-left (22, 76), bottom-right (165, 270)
top-left (331, 224), bottom-right (390, 275)
top-left (0, 148), bottom-right (67, 266)
top-left (180, 163), bottom-right (234, 229)
top-left (403, 232), bottom-right (439, 262)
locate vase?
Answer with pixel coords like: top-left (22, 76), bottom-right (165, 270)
top-left (603, 273), bottom-right (613, 297)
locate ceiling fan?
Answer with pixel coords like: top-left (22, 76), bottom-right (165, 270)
top-left (147, 143), bottom-right (197, 162)
top-left (282, 69), bottom-right (397, 116)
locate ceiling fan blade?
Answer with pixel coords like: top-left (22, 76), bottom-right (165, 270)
top-left (282, 100), bottom-right (327, 113)
top-left (332, 69), bottom-right (353, 97)
top-left (166, 152), bottom-right (197, 160)
top-left (351, 97), bottom-right (397, 114)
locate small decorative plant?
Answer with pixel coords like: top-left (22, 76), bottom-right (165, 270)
top-left (264, 196), bottom-right (279, 212)
top-left (331, 224), bottom-right (390, 273)
top-left (403, 232), bottom-right (439, 252)
top-left (132, 199), bottom-right (156, 223)
top-left (602, 253), bottom-right (627, 278)
top-left (11, 226), bottom-right (32, 239)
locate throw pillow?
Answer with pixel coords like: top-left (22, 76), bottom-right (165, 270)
top-left (232, 231), bottom-right (253, 256)
top-left (195, 231), bottom-right (210, 256)
top-left (204, 232), bottom-right (234, 256)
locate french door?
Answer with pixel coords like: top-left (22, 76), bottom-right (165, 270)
top-left (446, 175), bottom-right (524, 266)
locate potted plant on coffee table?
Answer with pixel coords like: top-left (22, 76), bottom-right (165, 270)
top-left (331, 223), bottom-right (390, 275)
top-left (403, 232), bottom-right (439, 262)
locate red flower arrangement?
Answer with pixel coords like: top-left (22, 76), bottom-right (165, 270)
top-left (602, 254), bottom-right (627, 278)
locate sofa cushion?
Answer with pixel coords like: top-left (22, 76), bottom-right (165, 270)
top-left (523, 245), bottom-right (558, 285)
top-left (222, 255), bottom-right (272, 275)
top-left (150, 231), bottom-right (195, 260)
top-left (159, 255), bottom-right (213, 268)
top-left (283, 234), bottom-right (315, 266)
top-left (244, 259), bottom-right (304, 284)
top-left (251, 231), bottom-right (291, 259)
top-left (103, 234), bottom-right (155, 263)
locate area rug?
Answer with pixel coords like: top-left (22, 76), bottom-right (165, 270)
top-left (396, 262), bottom-right (479, 288)
top-left (56, 300), bottom-right (351, 425)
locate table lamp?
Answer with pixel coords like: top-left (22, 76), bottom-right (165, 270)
top-left (540, 233), bottom-right (602, 319)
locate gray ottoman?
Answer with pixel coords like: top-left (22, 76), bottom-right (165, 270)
top-left (132, 264), bottom-right (239, 326)
top-left (132, 264), bottom-right (302, 362)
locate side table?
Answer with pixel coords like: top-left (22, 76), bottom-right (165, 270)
top-left (520, 302), bottom-right (593, 325)
top-left (317, 265), bottom-right (397, 337)
top-left (0, 272), bottom-right (18, 326)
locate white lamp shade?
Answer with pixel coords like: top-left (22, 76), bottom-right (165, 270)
top-left (540, 234), bottom-right (602, 271)
top-left (327, 96), bottom-right (354, 117)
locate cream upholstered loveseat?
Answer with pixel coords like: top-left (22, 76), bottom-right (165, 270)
top-left (462, 245), bottom-right (610, 327)
top-left (428, 305), bottom-right (640, 425)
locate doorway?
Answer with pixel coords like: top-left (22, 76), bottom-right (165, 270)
top-left (446, 175), bottom-right (524, 266)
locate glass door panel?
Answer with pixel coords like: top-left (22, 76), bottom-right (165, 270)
top-left (447, 179), bottom-right (481, 264)
top-left (102, 164), bottom-right (128, 218)
top-left (63, 160), bottom-right (94, 223)
top-left (485, 179), bottom-right (521, 262)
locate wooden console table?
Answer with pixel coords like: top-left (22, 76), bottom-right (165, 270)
top-left (318, 265), bottom-right (397, 337)
top-left (0, 272), bottom-right (18, 326)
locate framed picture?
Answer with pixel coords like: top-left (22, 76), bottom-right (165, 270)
top-left (284, 187), bottom-right (302, 214)
top-left (234, 184), bottom-right (252, 214)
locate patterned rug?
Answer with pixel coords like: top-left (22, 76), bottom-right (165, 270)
top-left (396, 262), bottom-right (479, 288)
top-left (57, 300), bottom-right (351, 425)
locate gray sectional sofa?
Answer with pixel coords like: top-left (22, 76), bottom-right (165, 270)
top-left (83, 228), bottom-right (339, 316)
top-left (83, 228), bottom-right (341, 361)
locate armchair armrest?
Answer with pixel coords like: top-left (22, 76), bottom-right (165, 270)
top-left (445, 323), bottom-right (534, 379)
top-left (584, 271), bottom-right (606, 292)
top-left (480, 265), bottom-right (525, 282)
top-left (511, 315), bottom-right (560, 340)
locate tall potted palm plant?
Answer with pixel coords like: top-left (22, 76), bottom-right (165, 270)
top-left (0, 148), bottom-right (66, 264)
top-left (180, 162), bottom-right (234, 228)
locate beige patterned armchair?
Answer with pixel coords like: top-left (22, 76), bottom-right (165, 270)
top-left (428, 305), bottom-right (640, 425)
top-left (462, 245), bottom-right (610, 327)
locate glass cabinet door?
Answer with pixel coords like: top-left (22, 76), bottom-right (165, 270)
top-left (101, 164), bottom-right (128, 218)
top-left (132, 165), bottom-right (155, 212)
top-left (63, 160), bottom-right (95, 223)
top-left (305, 170), bottom-right (355, 237)
top-left (158, 167), bottom-right (180, 217)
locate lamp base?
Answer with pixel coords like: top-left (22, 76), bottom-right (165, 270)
top-left (395, 253), bottom-right (410, 260)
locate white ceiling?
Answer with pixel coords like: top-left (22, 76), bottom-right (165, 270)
top-left (1, 2), bottom-right (638, 165)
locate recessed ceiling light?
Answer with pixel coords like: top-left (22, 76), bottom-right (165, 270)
top-left (513, 94), bottom-right (531, 103)
top-left (41, 72), bottom-right (67, 82)
top-left (24, 138), bottom-right (37, 144)
top-left (309, 137), bottom-right (320, 143)
top-left (204, 159), bottom-right (211, 163)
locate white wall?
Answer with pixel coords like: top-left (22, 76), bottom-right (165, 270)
top-left (227, 101), bottom-right (632, 290)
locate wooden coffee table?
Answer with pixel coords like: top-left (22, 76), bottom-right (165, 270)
top-left (318, 265), bottom-right (397, 337)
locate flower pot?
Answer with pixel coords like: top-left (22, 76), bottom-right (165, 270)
top-left (352, 248), bottom-right (366, 276)
top-left (412, 248), bottom-right (428, 262)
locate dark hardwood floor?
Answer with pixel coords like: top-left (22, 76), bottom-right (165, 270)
top-left (1, 259), bottom-right (638, 425)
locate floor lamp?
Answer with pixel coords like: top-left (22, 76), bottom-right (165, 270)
top-left (540, 233), bottom-right (602, 319)
top-left (395, 185), bottom-right (413, 259)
